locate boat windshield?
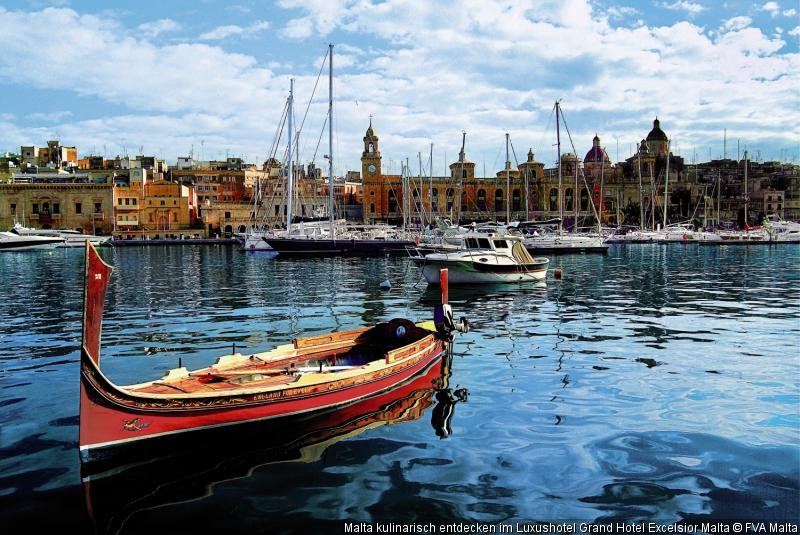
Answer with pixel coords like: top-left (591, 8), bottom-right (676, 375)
top-left (466, 237), bottom-right (492, 250)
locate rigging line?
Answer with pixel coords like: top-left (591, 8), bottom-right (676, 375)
top-left (560, 109), bottom-right (602, 227)
top-left (293, 49), bottom-right (329, 156)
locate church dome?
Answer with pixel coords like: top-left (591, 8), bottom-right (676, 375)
top-left (584, 134), bottom-right (609, 163)
top-left (646, 118), bottom-right (668, 142)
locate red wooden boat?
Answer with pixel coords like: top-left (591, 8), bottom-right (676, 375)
top-left (79, 242), bottom-right (464, 463)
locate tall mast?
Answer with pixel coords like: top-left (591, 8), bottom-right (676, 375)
top-left (663, 139), bottom-right (670, 229)
top-left (287, 78), bottom-right (294, 236)
top-left (743, 149), bottom-right (748, 227)
top-left (556, 101), bottom-right (563, 233)
top-left (457, 131), bottom-right (466, 225)
top-left (505, 132), bottom-right (510, 225)
top-left (328, 44), bottom-right (334, 237)
top-left (637, 143), bottom-right (644, 229)
top-left (429, 142), bottom-right (433, 226)
top-left (574, 148), bottom-right (579, 231)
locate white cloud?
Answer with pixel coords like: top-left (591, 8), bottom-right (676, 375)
top-left (722, 16), bottom-right (752, 32)
top-left (199, 20), bottom-right (270, 40)
top-left (783, 9), bottom-right (797, 17)
top-left (0, 2), bottom-right (797, 170)
top-left (660, 1), bottom-right (706, 15)
top-left (607, 5), bottom-right (640, 20)
top-left (137, 18), bottom-right (181, 38)
top-left (760, 2), bottom-right (780, 17)
top-left (789, 26), bottom-right (800, 36)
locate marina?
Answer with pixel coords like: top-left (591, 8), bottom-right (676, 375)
top-left (0, 242), bottom-right (797, 531)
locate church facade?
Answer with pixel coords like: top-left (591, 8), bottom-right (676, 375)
top-left (360, 117), bottom-right (694, 228)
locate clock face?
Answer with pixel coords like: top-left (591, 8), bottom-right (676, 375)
top-left (368, 164), bottom-right (376, 174)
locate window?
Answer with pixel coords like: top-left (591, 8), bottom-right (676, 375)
top-left (466, 238), bottom-right (479, 249)
top-left (580, 188), bottom-right (589, 211)
top-left (431, 188), bottom-right (438, 213)
top-left (495, 189), bottom-right (503, 212)
top-left (370, 203), bottom-right (375, 213)
top-left (477, 238), bottom-right (491, 248)
top-left (132, 198), bottom-right (137, 205)
top-left (10, 203), bottom-right (16, 215)
top-left (75, 202), bottom-right (82, 214)
top-left (565, 188), bottom-right (574, 211)
top-left (32, 203), bottom-right (39, 214)
top-left (224, 212), bottom-right (231, 220)
top-left (53, 203), bottom-right (60, 215)
top-left (160, 200), bottom-right (165, 206)
top-left (512, 189), bottom-right (521, 211)
top-left (493, 239), bottom-right (509, 249)
top-left (370, 190), bottom-right (375, 197)
top-left (549, 188), bottom-right (558, 211)
top-left (118, 198), bottom-right (123, 205)
top-left (94, 202), bottom-right (102, 213)
top-left (477, 189), bottom-right (486, 211)
top-left (388, 190), bottom-right (398, 213)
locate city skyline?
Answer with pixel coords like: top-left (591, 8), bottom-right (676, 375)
top-left (0, 0), bottom-right (798, 176)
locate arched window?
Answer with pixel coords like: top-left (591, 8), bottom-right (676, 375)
top-left (431, 188), bottom-right (438, 213)
top-left (413, 188), bottom-right (421, 212)
top-left (494, 189), bottom-right (503, 212)
top-left (549, 188), bottom-right (558, 211)
top-left (370, 203), bottom-right (375, 213)
top-left (580, 188), bottom-right (589, 211)
top-left (477, 189), bottom-right (486, 211)
top-left (446, 188), bottom-right (454, 212)
top-left (388, 190), bottom-right (398, 213)
top-left (512, 189), bottom-right (521, 211)
top-left (368, 142), bottom-right (374, 153)
top-left (565, 188), bottom-right (574, 211)
top-left (462, 169), bottom-right (467, 179)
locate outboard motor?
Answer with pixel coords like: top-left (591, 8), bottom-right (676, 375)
top-left (433, 269), bottom-right (469, 338)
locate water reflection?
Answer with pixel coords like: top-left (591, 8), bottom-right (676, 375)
top-left (82, 353), bottom-right (466, 534)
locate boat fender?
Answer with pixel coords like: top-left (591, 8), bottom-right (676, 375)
top-left (683, 233), bottom-right (688, 241)
top-left (379, 279), bottom-right (392, 290)
top-left (434, 304), bottom-right (456, 335)
top-left (554, 268), bottom-right (562, 279)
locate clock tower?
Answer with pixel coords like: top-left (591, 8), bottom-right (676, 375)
top-left (361, 118), bottom-right (381, 179)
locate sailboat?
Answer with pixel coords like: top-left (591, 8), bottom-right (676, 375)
top-left (523, 102), bottom-right (608, 254)
top-left (265, 45), bottom-right (415, 256)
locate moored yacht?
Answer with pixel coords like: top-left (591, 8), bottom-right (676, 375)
top-left (0, 231), bottom-right (63, 251)
top-left (11, 223), bottom-right (110, 248)
top-left (411, 231), bottom-right (549, 284)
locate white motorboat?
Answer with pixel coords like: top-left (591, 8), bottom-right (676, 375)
top-left (11, 223), bottom-right (110, 248)
top-left (764, 215), bottom-right (800, 243)
top-left (0, 231), bottom-right (63, 251)
top-left (523, 229), bottom-right (608, 253)
top-left (411, 231), bottom-right (549, 284)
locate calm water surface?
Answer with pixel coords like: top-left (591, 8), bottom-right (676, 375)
top-left (0, 243), bottom-right (798, 532)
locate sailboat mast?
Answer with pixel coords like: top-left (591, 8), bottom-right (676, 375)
top-left (663, 139), bottom-right (670, 229)
top-left (556, 101), bottom-right (563, 232)
top-left (287, 78), bottom-right (294, 237)
top-left (457, 132), bottom-right (466, 225)
top-left (328, 44), bottom-right (334, 237)
top-left (743, 150), bottom-right (748, 226)
top-left (637, 143), bottom-right (644, 230)
top-left (505, 132), bottom-right (510, 225)
top-left (429, 142), bottom-right (433, 226)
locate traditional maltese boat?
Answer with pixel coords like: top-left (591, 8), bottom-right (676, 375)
top-left (79, 242), bottom-right (465, 463)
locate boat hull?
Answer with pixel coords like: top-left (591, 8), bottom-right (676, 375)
top-left (79, 337), bottom-right (446, 463)
top-left (417, 258), bottom-right (548, 284)
top-left (265, 237), bottom-right (414, 256)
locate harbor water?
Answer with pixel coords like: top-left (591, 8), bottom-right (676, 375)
top-left (0, 243), bottom-right (798, 532)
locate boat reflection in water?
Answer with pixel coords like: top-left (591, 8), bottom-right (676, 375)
top-left (82, 352), bottom-right (466, 535)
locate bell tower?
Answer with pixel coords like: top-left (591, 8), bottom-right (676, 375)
top-left (361, 117), bottom-right (381, 179)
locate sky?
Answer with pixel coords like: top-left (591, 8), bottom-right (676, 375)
top-left (0, 0), bottom-right (798, 177)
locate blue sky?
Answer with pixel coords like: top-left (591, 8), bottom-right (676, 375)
top-left (0, 0), bottom-right (798, 176)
